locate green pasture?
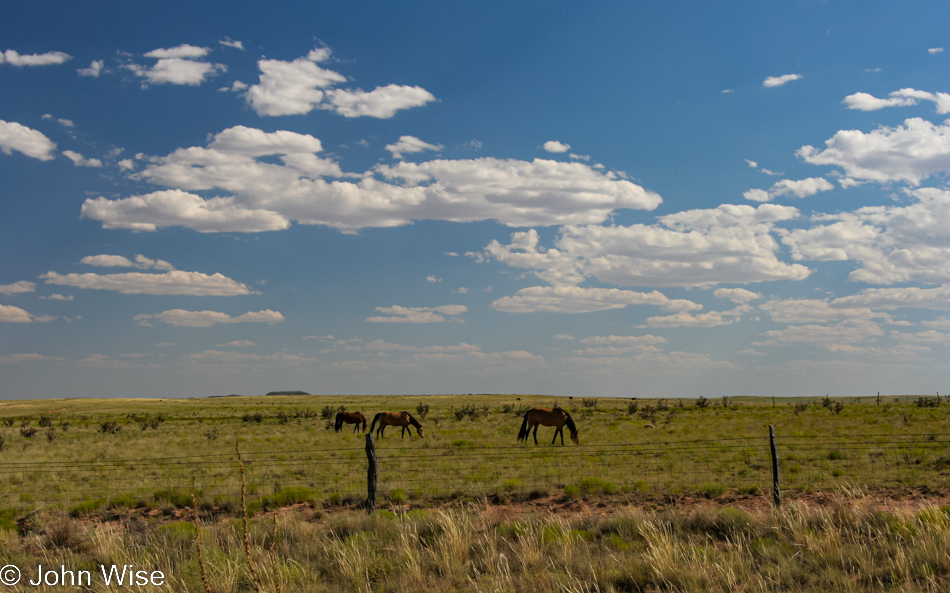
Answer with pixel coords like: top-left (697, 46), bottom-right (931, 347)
top-left (0, 393), bottom-right (948, 518)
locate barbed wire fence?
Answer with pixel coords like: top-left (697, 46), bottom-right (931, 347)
top-left (0, 431), bottom-right (947, 512)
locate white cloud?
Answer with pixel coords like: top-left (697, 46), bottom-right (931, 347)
top-left (890, 329), bottom-right (950, 344)
top-left (780, 188), bottom-right (950, 284)
top-left (843, 92), bottom-right (917, 111)
top-left (80, 254), bottom-right (174, 270)
top-left (754, 319), bottom-right (884, 346)
top-left (385, 136), bottom-right (443, 159)
top-left (245, 48), bottom-right (434, 118)
top-left (763, 74), bottom-right (802, 88)
top-left (798, 117), bottom-right (950, 185)
top-left (0, 49), bottom-right (71, 67)
top-left (126, 45), bottom-right (224, 86)
top-left (326, 85), bottom-right (436, 118)
top-left (714, 288), bottom-right (762, 303)
top-left (643, 306), bottom-right (750, 328)
top-left (219, 38), bottom-right (244, 50)
top-left (482, 204), bottom-right (808, 289)
top-left (62, 150), bottom-right (104, 168)
top-left (77, 60), bottom-right (104, 77)
top-left (41, 293), bottom-right (73, 301)
top-left (43, 114), bottom-right (74, 128)
top-left (554, 334), bottom-right (574, 340)
top-left (83, 127), bottom-right (662, 231)
top-left (81, 189), bottom-right (291, 233)
top-left (217, 340), bottom-right (255, 347)
top-left (0, 120), bottom-right (57, 160)
top-left (831, 284), bottom-right (950, 311)
top-left (0, 281), bottom-right (36, 295)
top-left (744, 177), bottom-right (833, 202)
top-left (0, 304), bottom-right (54, 323)
top-left (843, 88), bottom-right (950, 114)
top-left (759, 298), bottom-right (893, 324)
top-left (489, 285), bottom-right (702, 314)
top-left (426, 275), bottom-right (441, 283)
top-left (542, 140), bottom-right (571, 153)
top-left (41, 269), bottom-right (252, 296)
top-left (365, 304), bottom-right (467, 323)
top-left (928, 47), bottom-right (944, 54)
top-left (182, 350), bottom-right (316, 366)
top-left (118, 159), bottom-right (135, 171)
top-left (135, 309), bottom-right (284, 327)
top-left (0, 353), bottom-right (62, 364)
top-left (922, 316), bottom-right (950, 329)
top-left (579, 334), bottom-right (667, 345)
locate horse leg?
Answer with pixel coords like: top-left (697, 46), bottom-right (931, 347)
top-left (560, 427), bottom-right (565, 445)
top-left (532, 423), bottom-right (538, 445)
top-left (552, 427), bottom-right (559, 445)
top-left (352, 422), bottom-right (359, 434)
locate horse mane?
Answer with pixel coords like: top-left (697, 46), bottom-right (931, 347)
top-left (402, 411), bottom-right (421, 428)
top-left (563, 410), bottom-right (577, 435)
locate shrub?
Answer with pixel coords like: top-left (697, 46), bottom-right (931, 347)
top-left (320, 406), bottom-right (335, 420)
top-left (695, 396), bottom-right (709, 408)
top-left (20, 426), bottom-right (37, 438)
top-left (388, 488), bottom-right (408, 504)
top-left (242, 412), bottom-right (264, 423)
top-left (626, 400), bottom-right (639, 414)
top-left (582, 397), bottom-right (598, 408)
top-left (99, 421), bottom-right (121, 434)
top-left (38, 415), bottom-right (53, 427)
top-left (416, 402), bottom-right (430, 419)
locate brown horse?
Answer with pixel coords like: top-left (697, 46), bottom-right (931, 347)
top-left (370, 411), bottom-right (424, 439)
top-left (517, 407), bottom-right (579, 445)
top-left (335, 411), bottom-right (367, 433)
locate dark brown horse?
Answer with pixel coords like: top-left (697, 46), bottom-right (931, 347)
top-left (517, 407), bottom-right (579, 445)
top-left (335, 411), bottom-right (367, 433)
top-left (370, 411), bottom-right (424, 439)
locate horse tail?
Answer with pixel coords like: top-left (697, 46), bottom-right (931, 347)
top-left (334, 413), bottom-right (343, 432)
top-left (517, 410), bottom-right (530, 442)
top-left (370, 413), bottom-right (382, 434)
top-left (360, 412), bottom-right (367, 432)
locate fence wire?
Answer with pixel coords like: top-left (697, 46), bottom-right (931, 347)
top-left (0, 434), bottom-right (946, 509)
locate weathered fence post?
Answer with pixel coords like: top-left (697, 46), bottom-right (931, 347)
top-left (365, 433), bottom-right (377, 514)
top-left (769, 425), bottom-right (781, 508)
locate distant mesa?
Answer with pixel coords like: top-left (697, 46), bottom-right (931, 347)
top-left (266, 390), bottom-right (311, 396)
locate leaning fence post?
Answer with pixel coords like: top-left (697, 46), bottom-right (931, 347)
top-left (365, 433), bottom-right (377, 514)
top-left (769, 425), bottom-right (781, 508)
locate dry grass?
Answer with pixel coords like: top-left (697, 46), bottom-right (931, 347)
top-left (2, 496), bottom-right (950, 591)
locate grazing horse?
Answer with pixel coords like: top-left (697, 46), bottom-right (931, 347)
top-left (517, 407), bottom-right (579, 445)
top-left (370, 411), bottom-right (424, 439)
top-left (335, 411), bottom-right (367, 433)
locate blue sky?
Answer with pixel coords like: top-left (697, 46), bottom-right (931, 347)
top-left (2, 1), bottom-right (949, 398)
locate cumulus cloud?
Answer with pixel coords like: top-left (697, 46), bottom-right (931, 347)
top-left (80, 254), bottom-right (174, 270)
top-left (62, 150), bottom-right (104, 168)
top-left (481, 204), bottom-right (808, 289)
top-left (0, 281), bottom-right (36, 295)
top-left (40, 269), bottom-right (252, 296)
top-left (0, 304), bottom-right (54, 323)
top-left (82, 126), bottom-right (662, 232)
top-left (489, 285), bottom-right (702, 314)
top-left (759, 298), bottom-right (894, 324)
top-left (643, 307), bottom-right (749, 328)
top-left (714, 288), bottom-right (762, 303)
top-left (245, 48), bottom-right (434, 118)
top-left (0, 353), bottom-right (62, 364)
top-left (134, 309), bottom-right (284, 327)
top-left (542, 140), bottom-right (571, 153)
top-left (0, 49), bottom-right (71, 67)
top-left (843, 88), bottom-right (950, 114)
top-left (744, 177), bottom-right (834, 202)
top-left (385, 136), bottom-right (442, 159)
top-left (780, 188), bottom-right (950, 284)
top-left (219, 38), bottom-right (244, 50)
top-left (0, 120), bottom-right (57, 161)
top-left (763, 74), bottom-right (802, 88)
top-left (798, 117), bottom-right (950, 185)
top-left (365, 304), bottom-right (467, 323)
top-left (77, 60), bottom-right (104, 77)
top-left (125, 44), bottom-right (225, 86)
top-left (754, 319), bottom-right (884, 346)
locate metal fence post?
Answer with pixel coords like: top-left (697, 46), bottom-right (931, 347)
top-left (365, 433), bottom-right (377, 514)
top-left (769, 425), bottom-right (781, 508)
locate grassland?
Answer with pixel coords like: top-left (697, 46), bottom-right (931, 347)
top-left (0, 393), bottom-right (948, 591)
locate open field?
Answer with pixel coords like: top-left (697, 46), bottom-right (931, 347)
top-left (0, 393), bottom-right (949, 591)
top-left (0, 393), bottom-right (948, 513)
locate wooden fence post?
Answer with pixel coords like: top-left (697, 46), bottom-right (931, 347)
top-left (365, 433), bottom-right (377, 514)
top-left (769, 425), bottom-right (781, 508)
